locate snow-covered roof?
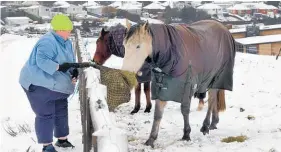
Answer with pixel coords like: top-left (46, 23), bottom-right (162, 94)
top-left (143, 2), bottom-right (165, 10)
top-left (227, 4), bottom-right (251, 10)
top-left (86, 5), bottom-right (103, 9)
top-left (5, 17), bottom-right (31, 21)
top-left (252, 3), bottom-right (278, 9)
top-left (53, 1), bottom-right (70, 8)
top-left (128, 1), bottom-right (142, 5)
top-left (140, 17), bottom-right (163, 24)
top-left (235, 34), bottom-right (281, 45)
top-left (102, 18), bottom-right (136, 27)
top-left (197, 3), bottom-right (222, 10)
top-left (0, 6), bottom-right (7, 9)
top-left (109, 1), bottom-right (123, 8)
top-left (230, 24), bottom-right (281, 33)
top-left (82, 1), bottom-right (101, 7)
top-left (22, 1), bottom-right (39, 6)
top-left (118, 3), bottom-right (142, 10)
top-left (76, 14), bottom-right (98, 19)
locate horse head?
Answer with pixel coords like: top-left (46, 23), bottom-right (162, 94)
top-left (122, 20), bottom-right (153, 73)
top-left (93, 28), bottom-right (111, 65)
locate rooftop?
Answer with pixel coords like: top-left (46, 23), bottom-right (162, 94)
top-left (230, 24), bottom-right (281, 33)
top-left (235, 34), bottom-right (281, 45)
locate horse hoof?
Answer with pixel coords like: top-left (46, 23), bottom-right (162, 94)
top-left (200, 126), bottom-right (209, 135)
top-left (144, 107), bottom-right (151, 113)
top-left (182, 135), bottom-right (191, 141)
top-left (144, 138), bottom-right (155, 148)
top-left (209, 125), bottom-right (217, 130)
top-left (130, 107), bottom-right (140, 114)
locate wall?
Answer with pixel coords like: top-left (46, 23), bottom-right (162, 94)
top-left (260, 29), bottom-right (281, 36)
top-left (39, 6), bottom-right (51, 17)
top-left (271, 42), bottom-right (281, 55)
top-left (232, 32), bottom-right (245, 39)
top-left (258, 43), bottom-right (272, 55)
top-left (67, 5), bottom-right (83, 15)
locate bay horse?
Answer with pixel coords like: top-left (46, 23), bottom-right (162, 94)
top-left (93, 24), bottom-right (207, 114)
top-left (121, 20), bottom-right (236, 147)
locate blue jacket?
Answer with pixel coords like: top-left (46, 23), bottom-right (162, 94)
top-left (19, 31), bottom-right (76, 95)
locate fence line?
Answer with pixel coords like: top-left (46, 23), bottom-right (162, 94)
top-left (75, 29), bottom-right (128, 152)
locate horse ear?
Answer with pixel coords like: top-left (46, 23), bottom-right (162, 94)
top-left (126, 18), bottom-right (131, 31)
top-left (100, 28), bottom-right (106, 37)
top-left (141, 20), bottom-right (149, 33)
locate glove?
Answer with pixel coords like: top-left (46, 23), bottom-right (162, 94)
top-left (58, 63), bottom-right (77, 72)
top-left (71, 68), bottom-right (79, 79)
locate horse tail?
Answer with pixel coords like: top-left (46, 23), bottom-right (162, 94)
top-left (217, 90), bottom-right (226, 112)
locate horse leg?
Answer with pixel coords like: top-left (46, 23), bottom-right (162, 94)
top-left (200, 89), bottom-right (216, 135)
top-left (181, 95), bottom-right (192, 141)
top-left (144, 81), bottom-right (152, 113)
top-left (131, 83), bottom-right (141, 114)
top-left (145, 99), bottom-right (167, 148)
top-left (196, 92), bottom-right (206, 111)
top-left (210, 89), bottom-right (225, 130)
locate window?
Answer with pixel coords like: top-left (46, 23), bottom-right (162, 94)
top-left (246, 45), bottom-right (258, 54)
top-left (46, 9), bottom-right (49, 11)
top-left (73, 8), bottom-right (75, 11)
top-left (236, 44), bottom-right (244, 53)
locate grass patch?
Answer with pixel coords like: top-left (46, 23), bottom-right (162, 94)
top-left (221, 135), bottom-right (248, 143)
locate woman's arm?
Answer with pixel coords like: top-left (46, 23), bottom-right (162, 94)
top-left (36, 40), bottom-right (59, 75)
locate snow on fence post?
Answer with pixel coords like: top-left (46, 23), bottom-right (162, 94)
top-left (75, 30), bottom-right (95, 152)
top-left (75, 29), bottom-right (128, 152)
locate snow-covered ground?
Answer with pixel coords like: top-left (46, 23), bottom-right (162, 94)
top-left (1, 31), bottom-right (281, 152)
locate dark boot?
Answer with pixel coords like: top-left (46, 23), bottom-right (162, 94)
top-left (55, 139), bottom-right (75, 148)
top-left (43, 144), bottom-right (57, 152)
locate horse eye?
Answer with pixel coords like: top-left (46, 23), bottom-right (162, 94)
top-left (136, 45), bottom-right (140, 49)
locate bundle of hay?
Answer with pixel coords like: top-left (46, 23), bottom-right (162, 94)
top-left (99, 66), bottom-right (137, 111)
top-left (73, 62), bottom-right (138, 111)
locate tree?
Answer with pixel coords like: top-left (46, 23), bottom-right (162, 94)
top-left (163, 6), bottom-right (181, 24)
top-left (116, 9), bottom-right (141, 22)
top-left (97, 1), bottom-right (113, 6)
top-left (265, 1), bottom-right (280, 8)
top-left (180, 6), bottom-right (211, 23)
top-left (201, 1), bottom-right (213, 4)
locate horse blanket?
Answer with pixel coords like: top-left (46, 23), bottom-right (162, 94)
top-left (108, 24), bottom-right (151, 83)
top-left (147, 20), bottom-right (236, 102)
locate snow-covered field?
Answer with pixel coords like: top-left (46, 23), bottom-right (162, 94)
top-left (1, 31), bottom-right (281, 152)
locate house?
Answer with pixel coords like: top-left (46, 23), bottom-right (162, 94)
top-left (143, 1), bottom-right (165, 14)
top-left (108, 1), bottom-right (123, 8)
top-left (82, 1), bottom-right (101, 7)
top-left (227, 4), bottom-right (251, 16)
top-left (161, 1), bottom-right (173, 8)
top-left (21, 1), bottom-right (39, 7)
top-left (196, 3), bottom-right (223, 15)
top-left (173, 1), bottom-right (191, 9)
top-left (1, 1), bottom-right (22, 6)
top-left (241, 2), bottom-right (278, 15)
top-left (52, 1), bottom-right (86, 18)
top-left (86, 5), bottom-right (104, 15)
top-left (5, 17), bottom-right (32, 26)
top-left (19, 5), bottom-right (51, 19)
top-left (213, 1), bottom-right (235, 12)
top-left (230, 24), bottom-right (281, 39)
top-left (118, 3), bottom-right (142, 15)
top-left (235, 34), bottom-right (281, 56)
